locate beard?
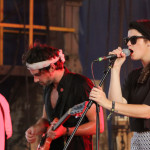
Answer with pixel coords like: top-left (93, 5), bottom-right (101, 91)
top-left (39, 80), bottom-right (53, 86)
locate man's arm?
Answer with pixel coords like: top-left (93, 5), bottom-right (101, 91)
top-left (25, 105), bottom-right (49, 143)
top-left (47, 103), bottom-right (104, 140)
top-left (66, 103), bottom-right (104, 136)
top-left (66, 76), bottom-right (104, 136)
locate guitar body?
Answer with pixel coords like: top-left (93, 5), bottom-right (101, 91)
top-left (37, 119), bottom-right (58, 150)
top-left (37, 136), bottom-right (52, 150)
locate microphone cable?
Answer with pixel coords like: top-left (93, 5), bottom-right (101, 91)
top-left (91, 61), bottom-right (97, 86)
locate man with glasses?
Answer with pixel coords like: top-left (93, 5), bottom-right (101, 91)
top-left (90, 19), bottom-right (150, 150)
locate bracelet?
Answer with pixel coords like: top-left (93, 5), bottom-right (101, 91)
top-left (107, 101), bottom-right (115, 120)
top-left (111, 101), bottom-right (115, 112)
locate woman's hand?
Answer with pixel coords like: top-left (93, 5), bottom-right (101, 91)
top-left (89, 86), bottom-right (107, 106)
top-left (109, 47), bottom-right (126, 70)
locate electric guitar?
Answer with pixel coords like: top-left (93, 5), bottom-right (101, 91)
top-left (37, 101), bottom-right (88, 150)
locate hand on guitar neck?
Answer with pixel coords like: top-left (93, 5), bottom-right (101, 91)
top-left (36, 119), bottom-right (67, 150)
top-left (46, 118), bottom-right (67, 140)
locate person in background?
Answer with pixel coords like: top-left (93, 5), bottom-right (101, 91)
top-left (89, 19), bottom-right (150, 149)
top-left (0, 94), bottom-right (13, 150)
top-left (23, 43), bottom-right (104, 150)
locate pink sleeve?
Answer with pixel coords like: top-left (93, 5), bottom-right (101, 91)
top-left (0, 94), bottom-right (13, 139)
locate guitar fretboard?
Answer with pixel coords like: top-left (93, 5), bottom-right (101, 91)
top-left (52, 110), bottom-right (70, 131)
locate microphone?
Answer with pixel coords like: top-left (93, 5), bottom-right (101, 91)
top-left (93, 49), bottom-right (130, 62)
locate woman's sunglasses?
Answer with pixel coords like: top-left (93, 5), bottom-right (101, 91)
top-left (123, 36), bottom-right (146, 45)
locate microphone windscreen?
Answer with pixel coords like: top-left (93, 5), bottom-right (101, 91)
top-left (122, 48), bottom-right (130, 57)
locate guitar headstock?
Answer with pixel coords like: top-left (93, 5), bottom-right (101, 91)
top-left (68, 101), bottom-right (88, 117)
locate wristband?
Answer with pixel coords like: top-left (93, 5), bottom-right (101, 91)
top-left (111, 101), bottom-right (115, 112)
top-left (107, 101), bottom-right (115, 120)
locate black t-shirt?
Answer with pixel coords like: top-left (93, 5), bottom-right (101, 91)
top-left (122, 68), bottom-right (150, 132)
top-left (44, 68), bottom-right (94, 150)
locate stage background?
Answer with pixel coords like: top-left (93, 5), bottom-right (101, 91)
top-left (0, 0), bottom-right (150, 149)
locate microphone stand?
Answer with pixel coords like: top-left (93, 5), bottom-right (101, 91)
top-left (63, 61), bottom-right (114, 150)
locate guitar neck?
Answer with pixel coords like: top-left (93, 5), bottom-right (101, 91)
top-left (38, 103), bottom-right (85, 150)
top-left (52, 110), bottom-right (71, 131)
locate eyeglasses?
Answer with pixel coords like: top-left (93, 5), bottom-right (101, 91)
top-left (123, 36), bottom-right (146, 45)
